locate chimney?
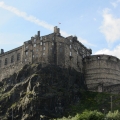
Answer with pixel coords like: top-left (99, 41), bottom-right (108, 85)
top-left (37, 31), bottom-right (40, 37)
top-left (54, 26), bottom-right (60, 35)
top-left (0, 49), bottom-right (4, 54)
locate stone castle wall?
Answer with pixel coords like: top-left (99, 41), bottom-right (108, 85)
top-left (0, 46), bottom-right (24, 81)
top-left (83, 55), bottom-right (120, 92)
top-left (0, 26), bottom-right (91, 81)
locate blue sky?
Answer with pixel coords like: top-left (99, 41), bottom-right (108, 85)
top-left (0, 0), bottom-right (120, 58)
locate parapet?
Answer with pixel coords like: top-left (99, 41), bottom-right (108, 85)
top-left (84, 54), bottom-right (120, 63)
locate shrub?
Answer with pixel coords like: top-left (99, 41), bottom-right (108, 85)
top-left (76, 110), bottom-right (104, 120)
top-left (106, 110), bottom-right (120, 120)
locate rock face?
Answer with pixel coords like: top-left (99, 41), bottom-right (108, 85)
top-left (0, 63), bottom-right (86, 120)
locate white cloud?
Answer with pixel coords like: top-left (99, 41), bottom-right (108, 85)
top-left (111, 2), bottom-right (117, 8)
top-left (111, 0), bottom-right (120, 8)
top-left (0, 1), bottom-right (94, 47)
top-left (94, 44), bottom-right (120, 59)
top-left (0, 1), bottom-right (53, 31)
top-left (100, 8), bottom-right (120, 43)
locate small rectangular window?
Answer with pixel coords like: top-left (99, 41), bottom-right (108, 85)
top-left (52, 42), bottom-right (54, 45)
top-left (5, 58), bottom-right (7, 65)
top-left (43, 47), bottom-right (45, 50)
top-left (11, 55), bottom-right (14, 63)
top-left (25, 59), bottom-right (27, 62)
top-left (70, 40), bottom-right (72, 42)
top-left (70, 45), bottom-right (72, 49)
top-left (17, 53), bottom-right (20, 61)
top-left (40, 42), bottom-right (42, 45)
top-left (26, 46), bottom-right (28, 49)
top-left (34, 38), bottom-right (36, 42)
top-left (43, 52), bottom-right (45, 55)
top-left (40, 37), bottom-right (42, 40)
top-left (53, 37), bottom-right (54, 40)
top-left (0, 60), bottom-right (1, 67)
top-left (33, 55), bottom-right (34, 58)
top-left (60, 48), bottom-right (62, 52)
top-left (34, 44), bottom-right (36, 47)
top-left (70, 52), bottom-right (72, 56)
top-left (25, 51), bottom-right (28, 55)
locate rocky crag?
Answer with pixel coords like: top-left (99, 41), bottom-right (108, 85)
top-left (0, 63), bottom-right (86, 120)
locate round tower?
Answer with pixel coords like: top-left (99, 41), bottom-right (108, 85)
top-left (83, 55), bottom-right (120, 92)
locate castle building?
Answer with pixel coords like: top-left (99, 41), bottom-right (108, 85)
top-left (0, 26), bottom-right (92, 81)
top-left (0, 26), bottom-right (120, 93)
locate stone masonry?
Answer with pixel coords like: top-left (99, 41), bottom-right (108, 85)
top-left (1, 26), bottom-right (120, 93)
top-left (0, 26), bottom-right (92, 81)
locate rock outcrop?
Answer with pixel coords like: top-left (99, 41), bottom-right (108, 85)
top-left (0, 63), bottom-right (86, 120)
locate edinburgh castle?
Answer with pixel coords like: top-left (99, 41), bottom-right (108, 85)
top-left (1, 26), bottom-right (120, 93)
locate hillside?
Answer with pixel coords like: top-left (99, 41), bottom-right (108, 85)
top-left (0, 63), bottom-right (85, 120)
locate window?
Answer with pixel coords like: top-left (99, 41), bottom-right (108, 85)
top-left (5, 58), bottom-right (7, 65)
top-left (43, 52), bottom-right (45, 55)
top-left (77, 51), bottom-right (78, 55)
top-left (26, 46), bottom-right (28, 49)
top-left (0, 60), bottom-right (1, 67)
top-left (34, 44), bottom-right (36, 47)
top-left (40, 37), bottom-right (42, 40)
top-left (34, 38), bottom-right (36, 42)
top-left (70, 52), bottom-right (72, 56)
top-left (70, 45), bottom-right (72, 49)
top-left (70, 40), bottom-right (72, 42)
top-left (25, 51), bottom-right (28, 55)
top-left (52, 42), bottom-right (54, 45)
top-left (40, 42), bottom-right (42, 45)
top-left (43, 47), bottom-right (45, 50)
top-left (97, 56), bottom-right (100, 59)
top-left (60, 48), bottom-right (62, 52)
top-left (11, 55), bottom-right (14, 63)
top-left (33, 55), bottom-right (34, 58)
top-left (25, 59), bottom-right (27, 62)
top-left (53, 37), bottom-right (54, 40)
top-left (17, 53), bottom-right (20, 61)
top-left (43, 43), bottom-right (45, 46)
